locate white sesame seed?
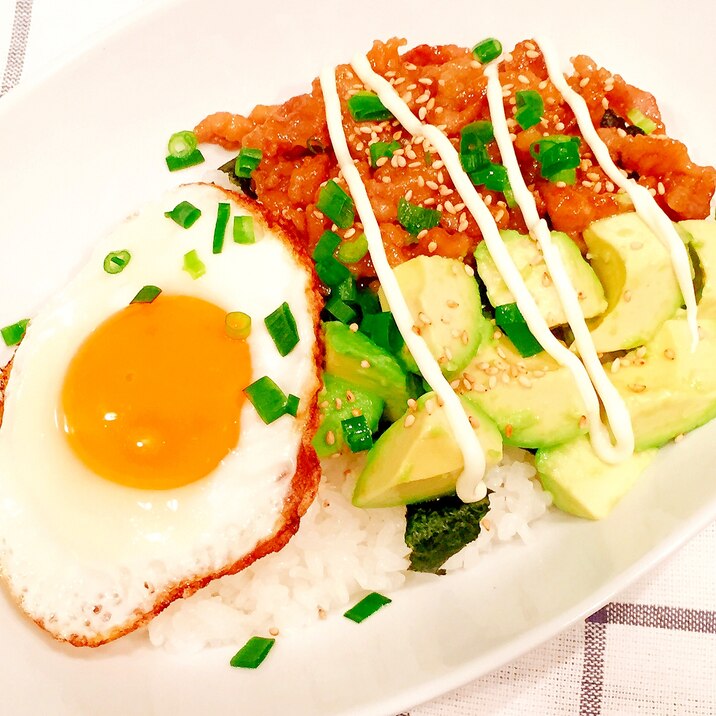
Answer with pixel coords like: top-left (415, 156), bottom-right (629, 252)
top-left (428, 240), bottom-right (438, 253)
top-left (426, 180), bottom-right (439, 190)
top-left (657, 181), bottom-right (666, 195)
top-left (349, 322), bottom-right (359, 332)
top-left (360, 360), bottom-right (370, 368)
top-left (418, 107), bottom-right (427, 120)
top-left (526, 50), bottom-right (540, 59)
top-left (404, 414), bottom-right (416, 428)
top-left (579, 77), bottom-right (590, 88)
top-left (518, 74), bottom-right (530, 85)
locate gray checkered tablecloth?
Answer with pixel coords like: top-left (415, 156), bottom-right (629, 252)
top-left (2, 1), bottom-right (715, 713)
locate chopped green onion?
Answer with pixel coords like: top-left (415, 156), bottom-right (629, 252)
top-left (495, 303), bottom-right (543, 357)
top-left (354, 287), bottom-right (381, 318)
top-left (325, 295), bottom-right (357, 324)
top-left (225, 311), bottom-right (251, 340)
top-left (347, 91), bottom-right (393, 122)
top-left (334, 275), bottom-right (357, 302)
top-left (212, 202), bottom-right (230, 254)
top-left (397, 197), bottom-right (441, 237)
top-left (626, 108), bottom-right (657, 135)
top-left (316, 180), bottom-right (354, 229)
top-left (469, 163), bottom-right (511, 192)
top-left (103, 250), bottom-right (131, 275)
top-left (341, 415), bottom-right (374, 453)
top-left (285, 394), bottom-right (300, 417)
top-left (164, 201), bottom-right (202, 229)
top-left (515, 90), bottom-right (544, 130)
top-left (315, 256), bottom-right (351, 287)
top-left (312, 230), bottom-right (342, 262)
top-left (233, 215), bottom-right (255, 244)
top-left (131, 285), bottom-right (162, 304)
top-left (264, 302), bottom-right (300, 356)
top-left (244, 376), bottom-right (289, 424)
top-left (1, 318), bottom-right (29, 347)
top-left (460, 124), bottom-right (491, 174)
top-left (181, 250), bottom-right (206, 280)
top-left (472, 37), bottom-right (502, 64)
top-left (229, 637), bottom-right (275, 669)
top-left (530, 135), bottom-right (581, 182)
top-left (167, 130), bottom-right (198, 159)
top-left (369, 140), bottom-right (401, 168)
top-left (360, 311), bottom-right (403, 355)
top-left (338, 233), bottom-right (369, 264)
top-left (547, 168), bottom-right (577, 185)
top-left (424, 151), bottom-right (433, 166)
top-left (343, 592), bottom-right (392, 623)
top-left (165, 148), bottom-right (205, 172)
top-left (235, 147), bottom-right (262, 178)
top-left (464, 120), bottom-right (495, 144)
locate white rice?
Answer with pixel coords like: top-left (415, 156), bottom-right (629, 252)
top-left (148, 449), bottom-right (551, 652)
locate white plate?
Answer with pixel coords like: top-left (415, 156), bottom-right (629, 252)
top-left (1, 0), bottom-right (714, 714)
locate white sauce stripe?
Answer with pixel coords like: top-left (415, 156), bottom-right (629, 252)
top-left (535, 37), bottom-right (699, 352)
top-left (319, 66), bottom-right (488, 503)
top-left (483, 62), bottom-right (634, 462)
top-left (350, 54), bottom-right (617, 466)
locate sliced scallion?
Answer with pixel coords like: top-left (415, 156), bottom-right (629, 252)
top-left (130, 285), bottom-right (162, 304)
top-left (264, 302), bottom-right (300, 356)
top-left (347, 91), bottom-right (393, 122)
top-left (165, 148), bottom-right (205, 172)
top-left (167, 130), bottom-right (198, 159)
top-left (1, 318), bottom-right (29, 347)
top-left (494, 302), bottom-right (543, 357)
top-left (460, 124), bottom-right (491, 174)
top-left (626, 108), bottom-right (657, 135)
top-left (472, 37), bottom-right (502, 64)
top-left (515, 90), bottom-right (544, 130)
top-left (469, 163), bottom-right (510, 192)
top-left (164, 201), bottom-right (202, 229)
top-left (235, 147), bottom-right (262, 178)
top-left (325, 295), bottom-right (357, 324)
top-left (233, 215), bottom-right (255, 244)
top-left (244, 376), bottom-right (289, 424)
top-left (229, 636), bottom-right (275, 669)
top-left (285, 394), bottom-right (300, 418)
top-left (369, 140), bottom-right (401, 168)
top-left (397, 197), bottom-right (441, 237)
top-left (337, 233), bottom-right (369, 264)
top-left (360, 311), bottom-right (403, 355)
top-left (212, 202), bottom-right (231, 254)
top-left (343, 592), bottom-right (392, 623)
top-left (530, 135), bottom-right (581, 182)
top-left (312, 230), bottom-right (342, 262)
top-left (341, 415), bottom-right (373, 453)
top-left (103, 250), bottom-right (131, 275)
top-left (316, 180), bottom-right (354, 229)
top-left (315, 256), bottom-right (351, 287)
top-left (182, 250), bottom-right (206, 280)
top-left (225, 311), bottom-right (251, 340)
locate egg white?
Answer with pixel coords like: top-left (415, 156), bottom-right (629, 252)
top-left (0, 183), bottom-right (320, 644)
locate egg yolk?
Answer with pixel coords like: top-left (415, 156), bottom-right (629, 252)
top-left (59, 294), bottom-right (251, 490)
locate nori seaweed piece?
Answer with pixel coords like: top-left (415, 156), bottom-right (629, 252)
top-left (217, 156), bottom-right (257, 199)
top-left (600, 109), bottom-right (645, 137)
top-left (405, 495), bottom-right (490, 574)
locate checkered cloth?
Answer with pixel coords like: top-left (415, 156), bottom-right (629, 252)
top-left (2, 2), bottom-right (715, 713)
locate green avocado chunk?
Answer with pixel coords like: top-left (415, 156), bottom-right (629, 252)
top-left (680, 219), bottom-right (716, 318)
top-left (536, 436), bottom-right (657, 520)
top-left (405, 495), bottom-right (489, 573)
top-left (323, 321), bottom-right (414, 421)
top-left (462, 332), bottom-right (587, 449)
top-left (475, 229), bottom-right (607, 326)
top-left (352, 391), bottom-right (503, 508)
top-left (584, 212), bottom-right (682, 352)
top-left (312, 374), bottom-right (384, 458)
top-left (607, 314), bottom-right (716, 449)
top-left (378, 255), bottom-right (492, 378)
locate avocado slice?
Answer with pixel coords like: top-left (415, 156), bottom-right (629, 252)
top-left (607, 314), bottom-right (716, 449)
top-left (312, 374), bottom-right (384, 458)
top-left (584, 212), bottom-right (682, 352)
top-left (323, 321), bottom-right (414, 421)
top-left (680, 219), bottom-right (716, 318)
top-left (475, 229), bottom-right (607, 326)
top-left (462, 332), bottom-right (587, 449)
top-left (378, 255), bottom-right (492, 378)
top-left (352, 391), bottom-right (503, 509)
top-left (536, 436), bottom-right (656, 520)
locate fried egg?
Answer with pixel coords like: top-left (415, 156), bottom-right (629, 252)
top-left (0, 183), bottom-right (322, 646)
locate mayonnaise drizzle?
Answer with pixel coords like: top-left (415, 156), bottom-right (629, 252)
top-left (535, 37), bottom-right (699, 352)
top-left (319, 67), bottom-right (488, 503)
top-left (350, 53), bottom-right (631, 465)
top-left (483, 62), bottom-right (634, 462)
